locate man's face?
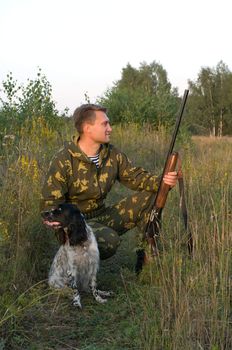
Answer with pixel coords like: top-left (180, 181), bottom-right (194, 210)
top-left (86, 111), bottom-right (112, 144)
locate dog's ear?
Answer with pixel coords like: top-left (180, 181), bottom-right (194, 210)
top-left (55, 228), bottom-right (66, 245)
top-left (67, 223), bottom-right (76, 234)
top-left (67, 223), bottom-right (78, 246)
top-left (68, 222), bottom-right (88, 246)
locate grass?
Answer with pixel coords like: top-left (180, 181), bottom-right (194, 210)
top-left (0, 121), bottom-right (231, 349)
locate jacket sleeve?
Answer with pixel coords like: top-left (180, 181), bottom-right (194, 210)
top-left (40, 151), bottom-right (70, 211)
top-left (116, 150), bottom-right (160, 192)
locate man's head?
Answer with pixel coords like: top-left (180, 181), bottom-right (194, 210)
top-left (73, 104), bottom-right (107, 134)
top-left (73, 103), bottom-right (112, 144)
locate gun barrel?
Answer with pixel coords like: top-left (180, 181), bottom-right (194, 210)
top-left (168, 89), bottom-right (189, 155)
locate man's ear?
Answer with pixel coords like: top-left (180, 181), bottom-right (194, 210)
top-left (82, 122), bottom-right (91, 135)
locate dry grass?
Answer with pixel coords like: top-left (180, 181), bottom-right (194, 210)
top-left (192, 135), bottom-right (232, 144)
top-left (0, 123), bottom-right (231, 349)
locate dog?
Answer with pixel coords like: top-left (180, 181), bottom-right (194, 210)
top-left (41, 203), bottom-right (112, 308)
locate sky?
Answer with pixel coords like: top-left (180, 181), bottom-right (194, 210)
top-left (0, 0), bottom-right (231, 113)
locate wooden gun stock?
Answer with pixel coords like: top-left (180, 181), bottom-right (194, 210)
top-left (155, 152), bottom-right (179, 209)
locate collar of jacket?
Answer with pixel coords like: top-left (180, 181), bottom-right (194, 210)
top-left (63, 136), bottom-right (110, 164)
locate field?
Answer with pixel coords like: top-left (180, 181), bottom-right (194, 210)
top-left (0, 120), bottom-right (231, 349)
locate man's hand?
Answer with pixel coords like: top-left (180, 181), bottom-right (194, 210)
top-left (163, 171), bottom-right (178, 187)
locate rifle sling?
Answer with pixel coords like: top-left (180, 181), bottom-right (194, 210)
top-left (177, 157), bottom-right (193, 255)
top-left (147, 157), bottom-right (193, 256)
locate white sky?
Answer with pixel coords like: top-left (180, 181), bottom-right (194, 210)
top-left (0, 0), bottom-right (231, 113)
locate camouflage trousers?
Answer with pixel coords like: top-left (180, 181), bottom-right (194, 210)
top-left (87, 190), bottom-right (156, 260)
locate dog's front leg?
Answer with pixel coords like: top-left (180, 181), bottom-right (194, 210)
top-left (72, 290), bottom-right (82, 308)
top-left (67, 271), bottom-right (82, 308)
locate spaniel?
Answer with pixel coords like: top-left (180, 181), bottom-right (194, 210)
top-left (41, 203), bottom-right (112, 308)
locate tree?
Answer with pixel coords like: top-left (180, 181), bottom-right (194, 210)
top-left (215, 61), bottom-right (232, 135)
top-left (98, 61), bottom-right (179, 127)
top-left (19, 68), bottom-right (59, 121)
top-left (187, 61), bottom-right (232, 136)
top-left (0, 69), bottom-right (64, 137)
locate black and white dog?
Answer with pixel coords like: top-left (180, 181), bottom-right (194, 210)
top-left (41, 203), bottom-right (112, 308)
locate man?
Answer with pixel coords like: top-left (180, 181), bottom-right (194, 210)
top-left (41, 104), bottom-right (178, 259)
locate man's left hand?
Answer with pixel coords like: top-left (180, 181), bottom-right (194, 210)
top-left (163, 171), bottom-right (178, 187)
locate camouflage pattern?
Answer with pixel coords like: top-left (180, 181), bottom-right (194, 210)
top-left (41, 137), bottom-right (159, 258)
top-left (88, 190), bottom-right (156, 259)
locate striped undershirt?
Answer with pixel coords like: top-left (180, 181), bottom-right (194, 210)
top-left (89, 153), bottom-right (100, 168)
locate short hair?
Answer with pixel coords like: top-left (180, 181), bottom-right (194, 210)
top-left (73, 104), bottom-right (107, 134)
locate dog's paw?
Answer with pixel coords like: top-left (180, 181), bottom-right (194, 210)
top-left (95, 295), bottom-right (108, 304)
top-left (72, 294), bottom-right (82, 308)
top-left (72, 300), bottom-right (82, 308)
top-left (98, 290), bottom-right (114, 297)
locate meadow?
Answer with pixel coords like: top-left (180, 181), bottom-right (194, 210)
top-left (0, 119), bottom-right (231, 349)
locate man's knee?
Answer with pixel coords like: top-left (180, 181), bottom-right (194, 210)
top-left (88, 221), bottom-right (121, 260)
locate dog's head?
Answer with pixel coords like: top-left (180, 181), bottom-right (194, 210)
top-left (41, 204), bottom-right (88, 246)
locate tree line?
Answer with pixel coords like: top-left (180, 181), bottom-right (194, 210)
top-left (187, 61), bottom-right (232, 136)
top-left (98, 60), bottom-right (232, 136)
top-left (1, 61), bottom-right (232, 136)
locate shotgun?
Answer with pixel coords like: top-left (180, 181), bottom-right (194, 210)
top-left (145, 89), bottom-right (192, 256)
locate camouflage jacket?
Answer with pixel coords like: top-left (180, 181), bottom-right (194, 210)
top-left (40, 138), bottom-right (159, 214)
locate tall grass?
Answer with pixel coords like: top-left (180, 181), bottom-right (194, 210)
top-left (0, 117), bottom-right (72, 288)
top-left (0, 122), bottom-right (231, 349)
top-left (136, 135), bottom-right (232, 349)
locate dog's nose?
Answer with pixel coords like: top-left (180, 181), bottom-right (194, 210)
top-left (41, 211), bottom-right (50, 218)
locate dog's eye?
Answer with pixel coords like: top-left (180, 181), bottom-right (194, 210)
top-left (51, 207), bottom-right (62, 215)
